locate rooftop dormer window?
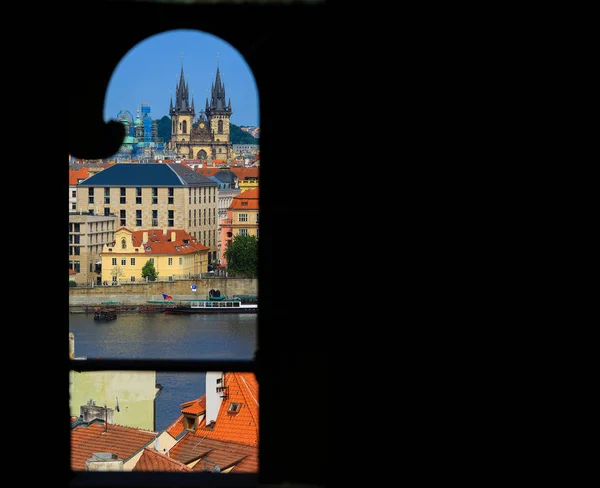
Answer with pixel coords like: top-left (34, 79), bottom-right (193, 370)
top-left (228, 402), bottom-right (241, 414)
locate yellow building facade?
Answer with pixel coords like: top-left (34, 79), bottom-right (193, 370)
top-left (101, 227), bottom-right (210, 284)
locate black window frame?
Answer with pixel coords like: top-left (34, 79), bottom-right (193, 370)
top-left (66, 4), bottom-right (328, 488)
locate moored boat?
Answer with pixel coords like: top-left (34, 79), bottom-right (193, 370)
top-left (164, 297), bottom-right (258, 314)
top-left (93, 309), bottom-right (118, 321)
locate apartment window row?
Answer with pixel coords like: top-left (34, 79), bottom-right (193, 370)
top-left (87, 187), bottom-right (176, 206)
top-left (188, 186), bottom-right (217, 205)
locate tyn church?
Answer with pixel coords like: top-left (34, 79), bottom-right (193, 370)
top-left (169, 64), bottom-right (233, 162)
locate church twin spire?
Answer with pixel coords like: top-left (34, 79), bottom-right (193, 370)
top-left (170, 61), bottom-right (230, 116)
top-left (170, 65), bottom-right (195, 114)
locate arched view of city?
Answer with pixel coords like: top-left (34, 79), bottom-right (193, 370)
top-left (69, 28), bottom-right (260, 475)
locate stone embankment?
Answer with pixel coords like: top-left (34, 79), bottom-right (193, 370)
top-left (69, 278), bottom-right (258, 308)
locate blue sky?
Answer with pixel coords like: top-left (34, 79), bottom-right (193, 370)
top-left (104, 29), bottom-right (259, 127)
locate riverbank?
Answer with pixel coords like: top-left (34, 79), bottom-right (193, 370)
top-left (69, 278), bottom-right (258, 308)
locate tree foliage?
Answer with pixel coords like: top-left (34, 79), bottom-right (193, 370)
top-left (157, 116), bottom-right (171, 144)
top-left (141, 260), bottom-right (159, 281)
top-left (224, 234), bottom-right (258, 278)
top-left (230, 124), bottom-right (259, 145)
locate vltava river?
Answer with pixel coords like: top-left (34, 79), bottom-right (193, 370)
top-left (69, 311), bottom-right (257, 431)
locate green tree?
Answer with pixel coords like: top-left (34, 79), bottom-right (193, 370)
top-left (156, 116), bottom-right (172, 144)
top-left (141, 260), bottom-right (159, 281)
top-left (230, 124), bottom-right (259, 145)
top-left (224, 234), bottom-right (258, 278)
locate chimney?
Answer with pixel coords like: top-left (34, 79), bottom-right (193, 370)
top-left (142, 231), bottom-right (148, 244)
top-left (80, 404), bottom-right (115, 424)
top-left (85, 452), bottom-right (123, 471)
top-left (205, 372), bottom-right (224, 426)
top-left (171, 231), bottom-right (176, 242)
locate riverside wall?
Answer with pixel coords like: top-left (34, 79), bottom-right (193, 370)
top-left (68, 278), bottom-right (258, 307)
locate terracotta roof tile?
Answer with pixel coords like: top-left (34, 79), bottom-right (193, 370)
top-left (71, 421), bottom-right (156, 471)
top-left (133, 447), bottom-right (193, 472)
top-left (165, 373), bottom-right (259, 447)
top-left (129, 228), bottom-right (209, 255)
top-left (169, 436), bottom-right (258, 473)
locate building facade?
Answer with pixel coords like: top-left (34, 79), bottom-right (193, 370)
top-left (75, 163), bottom-right (219, 264)
top-left (221, 187), bottom-right (259, 267)
top-left (100, 227), bottom-right (210, 284)
top-left (69, 212), bottom-right (118, 286)
top-left (169, 64), bottom-right (233, 162)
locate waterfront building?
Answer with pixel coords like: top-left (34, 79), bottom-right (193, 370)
top-left (100, 227), bottom-right (210, 284)
top-left (68, 212), bottom-right (118, 286)
top-left (75, 163), bottom-right (219, 264)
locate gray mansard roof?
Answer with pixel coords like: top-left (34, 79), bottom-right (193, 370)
top-left (78, 163), bottom-right (218, 187)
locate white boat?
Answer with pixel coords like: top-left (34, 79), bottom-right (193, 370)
top-left (164, 296), bottom-right (258, 314)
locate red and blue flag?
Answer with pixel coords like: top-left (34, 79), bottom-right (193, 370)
top-left (162, 293), bottom-right (173, 300)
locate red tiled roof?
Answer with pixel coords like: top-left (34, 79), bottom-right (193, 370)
top-left (229, 188), bottom-right (259, 211)
top-left (71, 422), bottom-right (156, 471)
top-left (69, 167), bottom-right (89, 185)
top-left (165, 372), bottom-right (259, 447)
top-left (229, 167), bottom-right (259, 179)
top-left (169, 436), bottom-right (258, 473)
top-left (129, 228), bottom-right (209, 255)
top-left (133, 447), bottom-right (193, 472)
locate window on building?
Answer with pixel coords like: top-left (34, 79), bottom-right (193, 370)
top-left (112, 258), bottom-right (117, 266)
top-left (136, 209), bottom-right (142, 227)
top-left (73, 261), bottom-right (81, 272)
top-left (168, 209), bottom-right (174, 227)
top-left (239, 214), bottom-right (248, 222)
top-left (120, 210), bottom-right (126, 227)
top-left (104, 208), bottom-right (110, 216)
top-left (121, 258), bottom-right (126, 266)
top-left (130, 258), bottom-right (135, 266)
top-left (168, 257), bottom-right (173, 266)
top-left (152, 210), bottom-right (158, 227)
top-left (179, 257), bottom-right (182, 265)
top-left (168, 187), bottom-right (174, 205)
top-left (240, 228), bottom-right (248, 237)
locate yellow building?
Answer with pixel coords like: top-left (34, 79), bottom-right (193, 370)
top-left (100, 227), bottom-right (210, 284)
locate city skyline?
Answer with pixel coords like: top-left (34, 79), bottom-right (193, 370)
top-left (103, 29), bottom-right (259, 127)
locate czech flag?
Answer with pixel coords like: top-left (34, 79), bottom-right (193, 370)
top-left (162, 293), bottom-right (173, 300)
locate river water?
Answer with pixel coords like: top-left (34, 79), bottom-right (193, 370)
top-left (68, 311), bottom-right (257, 431)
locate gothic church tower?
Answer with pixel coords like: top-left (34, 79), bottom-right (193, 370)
top-left (205, 65), bottom-right (233, 161)
top-left (169, 61), bottom-right (233, 162)
top-left (169, 65), bottom-right (195, 157)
